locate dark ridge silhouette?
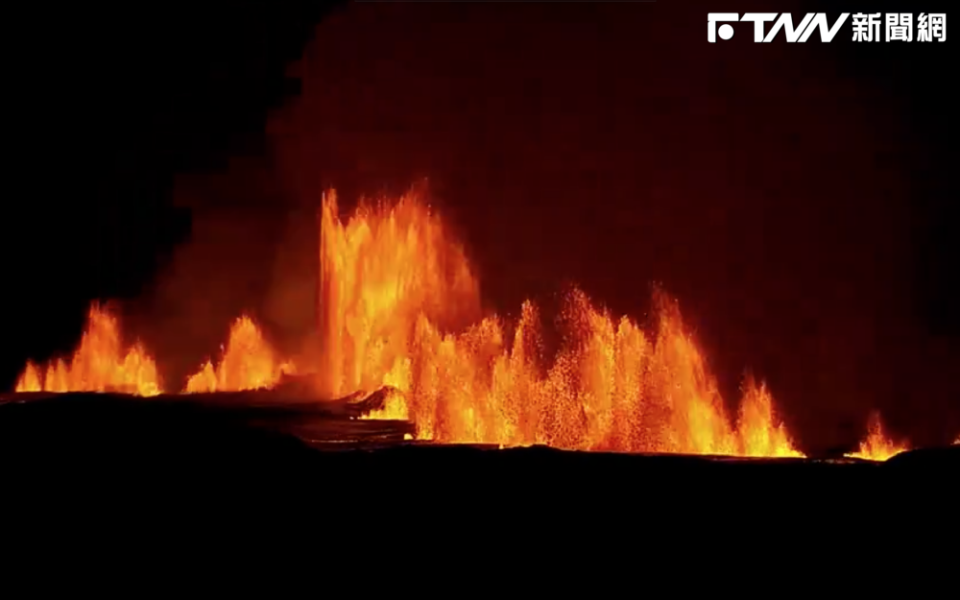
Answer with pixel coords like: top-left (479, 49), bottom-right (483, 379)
top-left (1, 391), bottom-right (953, 551)
top-left (3, 391), bottom-right (955, 482)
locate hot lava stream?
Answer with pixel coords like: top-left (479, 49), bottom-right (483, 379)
top-left (13, 187), bottom-right (938, 459)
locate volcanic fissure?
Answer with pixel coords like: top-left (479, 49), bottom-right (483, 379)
top-left (12, 187), bottom-right (946, 460)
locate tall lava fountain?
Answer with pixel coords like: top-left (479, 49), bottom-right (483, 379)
top-left (22, 186), bottom-right (935, 458)
top-left (317, 188), bottom-right (801, 456)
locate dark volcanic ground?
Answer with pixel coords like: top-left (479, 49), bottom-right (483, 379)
top-left (2, 390), bottom-right (955, 550)
top-left (2, 391), bottom-right (956, 481)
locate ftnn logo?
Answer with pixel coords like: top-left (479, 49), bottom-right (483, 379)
top-left (708, 13), bottom-right (850, 43)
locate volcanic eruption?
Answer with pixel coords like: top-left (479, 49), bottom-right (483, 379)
top-left (15, 305), bottom-right (161, 397)
top-left (845, 412), bottom-right (910, 461)
top-left (13, 186), bottom-right (931, 460)
top-left (184, 315), bottom-right (295, 394)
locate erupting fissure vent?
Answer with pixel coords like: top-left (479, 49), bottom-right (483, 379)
top-left (184, 315), bottom-right (295, 393)
top-left (16, 305), bottom-right (161, 397)
top-left (13, 187), bottom-right (934, 459)
top-left (845, 412), bottom-right (910, 461)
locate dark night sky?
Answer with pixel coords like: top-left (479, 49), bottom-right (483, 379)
top-left (2, 1), bottom-right (956, 452)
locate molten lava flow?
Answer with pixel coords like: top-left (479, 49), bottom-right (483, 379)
top-left (184, 315), bottom-right (292, 393)
top-left (6, 188), bottom-right (827, 459)
top-left (847, 412), bottom-right (909, 461)
top-left (14, 305), bottom-right (161, 396)
top-left (323, 189), bottom-right (802, 456)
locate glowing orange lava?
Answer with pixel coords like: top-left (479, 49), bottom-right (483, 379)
top-left (846, 412), bottom-right (909, 461)
top-left (184, 315), bottom-right (292, 393)
top-left (14, 305), bottom-right (161, 396)
top-left (317, 189), bottom-right (480, 399)
top-left (15, 187), bottom-right (921, 461)
top-left (324, 189), bottom-right (802, 456)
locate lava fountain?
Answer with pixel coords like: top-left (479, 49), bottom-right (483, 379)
top-left (846, 412), bottom-right (910, 461)
top-left (317, 189), bottom-right (481, 399)
top-left (184, 315), bottom-right (294, 393)
top-left (12, 187), bottom-right (920, 459)
top-left (321, 189), bottom-right (802, 456)
top-left (15, 305), bottom-right (161, 396)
